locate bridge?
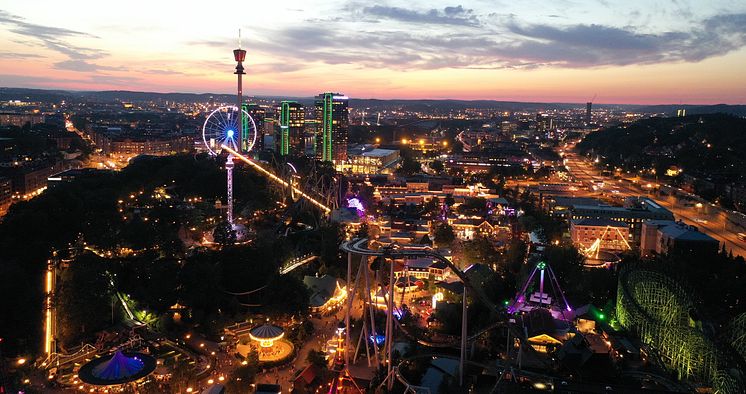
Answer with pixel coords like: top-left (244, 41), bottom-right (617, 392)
top-left (279, 254), bottom-right (318, 275)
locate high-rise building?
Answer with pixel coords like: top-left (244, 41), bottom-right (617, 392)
top-left (243, 103), bottom-right (266, 152)
top-left (277, 101), bottom-right (304, 156)
top-left (315, 93), bottom-right (349, 164)
top-left (585, 102), bottom-right (592, 125)
top-left (304, 119), bottom-right (322, 157)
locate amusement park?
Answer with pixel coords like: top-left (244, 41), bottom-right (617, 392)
top-left (1, 33), bottom-right (746, 394)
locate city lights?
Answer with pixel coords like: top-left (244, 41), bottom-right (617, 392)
top-left (0, 8), bottom-right (744, 394)
top-left (222, 145), bottom-right (332, 214)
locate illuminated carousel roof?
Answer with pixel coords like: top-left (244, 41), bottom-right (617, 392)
top-left (250, 324), bottom-right (284, 340)
top-left (79, 350), bottom-right (156, 386)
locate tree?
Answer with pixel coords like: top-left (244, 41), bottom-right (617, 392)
top-left (396, 147), bottom-right (422, 176)
top-left (458, 197), bottom-right (487, 215)
top-left (177, 252), bottom-right (225, 325)
top-left (423, 196), bottom-right (440, 215)
top-left (433, 223), bottom-right (455, 247)
top-left (455, 236), bottom-right (499, 269)
top-left (226, 349), bottom-right (259, 392)
top-left (430, 159), bottom-right (444, 175)
top-left (56, 253), bottom-right (113, 346)
top-left (169, 359), bottom-right (196, 393)
top-left (451, 140), bottom-right (464, 154)
top-left (307, 349), bottom-right (327, 369)
top-left (115, 255), bottom-right (179, 314)
top-left (212, 221), bottom-right (236, 246)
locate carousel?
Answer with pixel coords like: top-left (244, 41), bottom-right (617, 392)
top-left (78, 350), bottom-right (156, 388)
top-left (243, 323), bottom-right (294, 363)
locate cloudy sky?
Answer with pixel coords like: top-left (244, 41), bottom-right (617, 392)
top-left (1, 0), bottom-right (745, 104)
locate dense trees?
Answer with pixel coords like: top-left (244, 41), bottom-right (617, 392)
top-left (662, 245), bottom-right (746, 322)
top-left (454, 236), bottom-right (501, 269)
top-left (396, 147), bottom-right (422, 176)
top-left (432, 222), bottom-right (455, 247)
top-left (457, 197), bottom-right (487, 215)
top-left (430, 159), bottom-right (444, 175)
top-left (56, 253), bottom-right (113, 347)
top-left (0, 154), bottom-right (275, 354)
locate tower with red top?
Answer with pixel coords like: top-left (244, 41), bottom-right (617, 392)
top-left (234, 30), bottom-right (247, 152)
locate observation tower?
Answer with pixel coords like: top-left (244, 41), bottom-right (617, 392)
top-left (202, 32), bottom-right (256, 227)
top-left (234, 30), bottom-right (247, 153)
top-left (226, 32), bottom-right (246, 225)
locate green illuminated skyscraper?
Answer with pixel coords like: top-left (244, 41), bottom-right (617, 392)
top-left (314, 92), bottom-right (349, 163)
top-left (277, 101), bottom-right (304, 156)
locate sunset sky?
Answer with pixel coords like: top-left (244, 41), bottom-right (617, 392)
top-left (1, 0), bottom-right (745, 104)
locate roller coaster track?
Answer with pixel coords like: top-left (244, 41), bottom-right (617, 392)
top-left (341, 238), bottom-right (541, 356)
top-left (616, 264), bottom-right (745, 393)
top-left (221, 145), bottom-right (332, 214)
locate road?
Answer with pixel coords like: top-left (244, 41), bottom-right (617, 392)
top-left (65, 120), bottom-right (130, 170)
top-left (560, 144), bottom-right (746, 258)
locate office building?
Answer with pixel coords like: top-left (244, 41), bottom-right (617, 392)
top-left (0, 112), bottom-right (45, 127)
top-left (570, 218), bottom-right (630, 251)
top-left (243, 103), bottom-right (266, 152)
top-left (277, 101), bottom-right (304, 156)
top-left (315, 93), bottom-right (349, 164)
top-left (347, 144), bottom-right (400, 174)
top-left (304, 119), bottom-right (322, 156)
top-left (640, 220), bottom-right (719, 257)
top-left (1, 160), bottom-right (65, 199)
top-left (569, 197), bottom-right (674, 244)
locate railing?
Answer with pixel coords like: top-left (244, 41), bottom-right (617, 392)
top-left (279, 254), bottom-right (317, 275)
top-left (38, 343), bottom-right (98, 370)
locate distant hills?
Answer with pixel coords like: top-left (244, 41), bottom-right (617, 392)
top-left (577, 113), bottom-right (746, 184)
top-left (1, 87), bottom-right (745, 116)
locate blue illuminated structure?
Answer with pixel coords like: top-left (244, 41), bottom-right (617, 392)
top-left (202, 106), bottom-right (251, 155)
top-left (78, 350), bottom-right (156, 386)
top-left (369, 334), bottom-right (385, 346)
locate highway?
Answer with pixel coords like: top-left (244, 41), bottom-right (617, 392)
top-left (560, 144), bottom-right (746, 258)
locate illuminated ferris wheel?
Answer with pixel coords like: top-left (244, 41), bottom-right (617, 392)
top-left (201, 105), bottom-right (257, 155)
top-left (202, 105), bottom-right (257, 226)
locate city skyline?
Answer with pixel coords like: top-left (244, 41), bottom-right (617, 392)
top-left (1, 1), bottom-right (746, 104)
top-left (1, 2), bottom-right (746, 390)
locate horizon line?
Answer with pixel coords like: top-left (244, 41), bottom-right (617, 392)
top-left (1, 86), bottom-right (744, 107)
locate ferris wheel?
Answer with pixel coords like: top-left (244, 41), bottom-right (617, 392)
top-left (202, 105), bottom-right (257, 155)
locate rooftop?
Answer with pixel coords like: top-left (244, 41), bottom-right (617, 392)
top-left (361, 148), bottom-right (398, 158)
top-left (303, 274), bottom-right (345, 308)
top-left (571, 218), bottom-right (628, 228)
top-left (646, 220), bottom-right (718, 242)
